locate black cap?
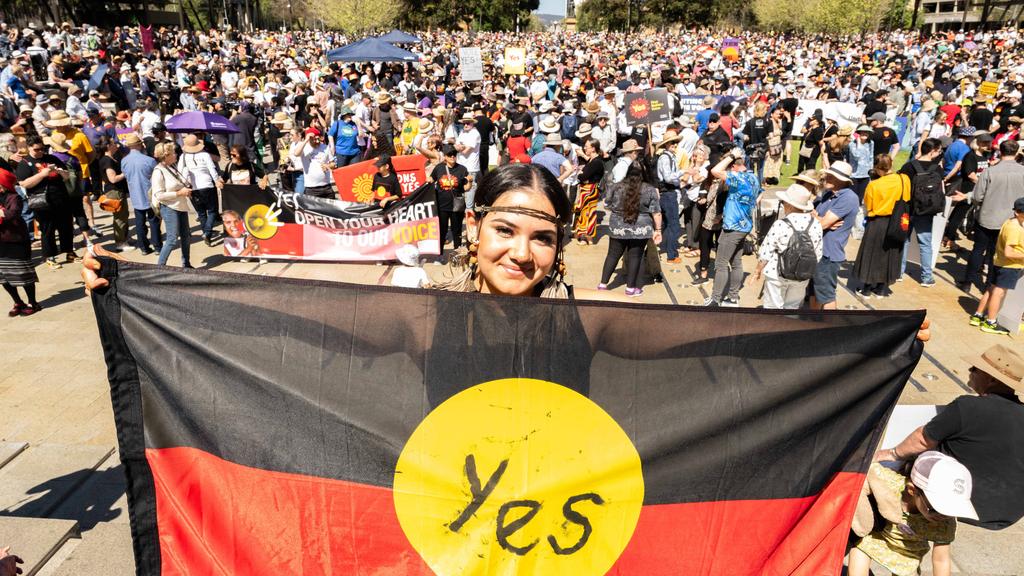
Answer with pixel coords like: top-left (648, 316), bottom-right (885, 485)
top-left (1014, 196), bottom-right (1024, 213)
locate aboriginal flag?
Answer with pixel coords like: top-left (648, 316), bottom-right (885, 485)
top-left (91, 260), bottom-right (923, 576)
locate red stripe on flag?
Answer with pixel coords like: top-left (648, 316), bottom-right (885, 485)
top-left (610, 472), bottom-right (864, 575)
top-left (147, 447), bottom-right (431, 576)
top-left (147, 448), bottom-right (863, 575)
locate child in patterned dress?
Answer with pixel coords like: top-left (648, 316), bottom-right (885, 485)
top-left (848, 452), bottom-right (978, 576)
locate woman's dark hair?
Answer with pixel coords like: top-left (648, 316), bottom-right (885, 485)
top-left (622, 163), bottom-right (644, 224)
top-left (920, 138), bottom-right (942, 156)
top-left (98, 135), bottom-right (118, 152)
top-left (25, 135), bottom-right (44, 148)
top-left (441, 144), bottom-right (458, 158)
top-left (230, 144), bottom-right (250, 164)
top-left (474, 164), bottom-right (571, 227)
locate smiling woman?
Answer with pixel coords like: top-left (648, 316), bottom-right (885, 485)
top-left (435, 164), bottom-right (628, 302)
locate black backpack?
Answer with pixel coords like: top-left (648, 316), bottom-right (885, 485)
top-left (778, 218), bottom-right (818, 281)
top-left (909, 160), bottom-right (945, 217)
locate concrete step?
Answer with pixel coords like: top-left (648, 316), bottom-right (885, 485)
top-left (45, 522), bottom-right (134, 576)
top-left (0, 444), bottom-right (114, 517)
top-left (0, 516), bottom-right (78, 576)
top-left (0, 442), bottom-right (28, 469)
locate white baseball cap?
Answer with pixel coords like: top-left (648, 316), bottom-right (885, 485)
top-left (911, 451), bottom-right (978, 520)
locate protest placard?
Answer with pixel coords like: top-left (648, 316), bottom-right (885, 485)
top-left (503, 46), bottom-right (526, 75)
top-left (459, 47), bottom-right (484, 82)
top-left (623, 88), bottom-right (671, 126)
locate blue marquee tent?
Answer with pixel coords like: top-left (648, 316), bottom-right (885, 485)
top-left (378, 29), bottom-right (422, 44)
top-left (325, 37), bottom-right (419, 63)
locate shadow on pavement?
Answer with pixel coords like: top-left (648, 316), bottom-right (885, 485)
top-left (1, 466), bottom-right (124, 531)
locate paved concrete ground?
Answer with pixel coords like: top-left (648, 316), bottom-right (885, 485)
top-left (1, 201), bottom-right (1020, 574)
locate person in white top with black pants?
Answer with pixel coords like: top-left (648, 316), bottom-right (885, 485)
top-left (177, 134), bottom-right (223, 245)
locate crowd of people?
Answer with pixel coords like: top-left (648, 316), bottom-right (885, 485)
top-left (2, 19), bottom-right (1022, 576)
top-left (1, 23), bottom-right (1022, 318)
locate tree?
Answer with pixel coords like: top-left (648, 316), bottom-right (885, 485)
top-left (311, 0), bottom-right (404, 33)
top-left (576, 0), bottom-right (629, 30)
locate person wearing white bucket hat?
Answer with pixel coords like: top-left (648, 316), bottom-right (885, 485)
top-left (848, 451), bottom-right (976, 576)
top-left (390, 245), bottom-right (431, 288)
top-left (754, 184), bottom-right (823, 309)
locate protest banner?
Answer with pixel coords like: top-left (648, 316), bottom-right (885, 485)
top-left (459, 47), bottom-right (484, 82)
top-left (678, 95), bottom-right (716, 116)
top-left (791, 100), bottom-right (864, 135)
top-left (91, 272), bottom-right (924, 575)
top-left (331, 154), bottom-right (427, 203)
top-left (504, 46), bottom-right (526, 75)
top-left (623, 88), bottom-right (671, 126)
top-left (220, 183), bottom-right (439, 261)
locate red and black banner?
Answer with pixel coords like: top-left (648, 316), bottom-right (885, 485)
top-left (220, 183), bottom-right (440, 261)
top-left (91, 261), bottom-right (923, 575)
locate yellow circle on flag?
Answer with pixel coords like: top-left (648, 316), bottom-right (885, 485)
top-left (393, 379), bottom-right (644, 575)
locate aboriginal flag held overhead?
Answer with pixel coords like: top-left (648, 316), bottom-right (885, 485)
top-left (91, 260), bottom-right (924, 576)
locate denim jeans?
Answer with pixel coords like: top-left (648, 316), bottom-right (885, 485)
top-left (658, 190), bottom-right (681, 259)
top-left (134, 208), bottom-right (162, 251)
top-left (191, 187), bottom-right (219, 240)
top-left (900, 214), bottom-right (934, 283)
top-left (466, 172), bottom-right (480, 210)
top-left (295, 173), bottom-right (305, 195)
top-left (158, 205), bottom-right (191, 267)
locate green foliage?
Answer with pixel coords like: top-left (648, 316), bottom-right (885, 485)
top-left (753, 0), bottom-right (899, 32)
top-left (576, 0), bottom-right (629, 31)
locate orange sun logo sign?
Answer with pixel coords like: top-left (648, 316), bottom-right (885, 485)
top-left (628, 98), bottom-right (650, 120)
top-left (352, 173), bottom-right (375, 203)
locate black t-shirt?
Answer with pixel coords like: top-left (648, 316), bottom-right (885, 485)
top-left (372, 171), bottom-right (401, 203)
top-left (958, 151), bottom-right (989, 194)
top-left (969, 107), bottom-right (994, 132)
top-left (863, 99), bottom-right (887, 118)
top-left (430, 162), bottom-right (469, 212)
top-left (872, 126), bottom-right (899, 156)
top-left (98, 154), bottom-right (127, 193)
top-left (924, 394), bottom-right (1024, 530)
top-left (15, 154), bottom-right (68, 210)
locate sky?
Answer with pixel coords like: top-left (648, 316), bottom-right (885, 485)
top-left (536, 0), bottom-right (566, 17)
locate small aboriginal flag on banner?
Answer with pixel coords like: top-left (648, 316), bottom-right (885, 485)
top-left (91, 262), bottom-right (923, 576)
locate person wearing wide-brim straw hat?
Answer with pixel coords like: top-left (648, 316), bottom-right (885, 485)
top-left (754, 183), bottom-right (824, 309)
top-left (791, 169), bottom-right (821, 193)
top-left (575, 123), bottom-right (593, 140)
top-left (177, 133), bottom-right (222, 246)
top-left (654, 133), bottom-right (681, 150)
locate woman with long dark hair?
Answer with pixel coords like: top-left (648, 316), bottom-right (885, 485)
top-left (222, 144), bottom-right (268, 188)
top-left (598, 163), bottom-right (662, 296)
top-left (572, 138), bottom-right (604, 245)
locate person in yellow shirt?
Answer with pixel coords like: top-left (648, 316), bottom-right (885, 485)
top-left (970, 197), bottom-right (1024, 335)
top-left (852, 154), bottom-right (911, 298)
top-left (45, 111), bottom-right (95, 226)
